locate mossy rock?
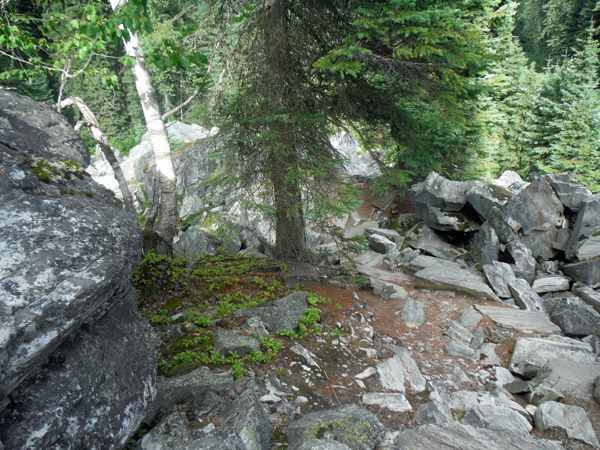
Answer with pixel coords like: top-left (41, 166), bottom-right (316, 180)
top-left (29, 156), bottom-right (84, 183)
top-left (286, 403), bottom-right (385, 450)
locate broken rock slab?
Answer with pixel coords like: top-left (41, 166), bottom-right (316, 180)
top-left (144, 367), bottom-right (233, 425)
top-left (506, 240), bottom-right (536, 283)
top-left (408, 172), bottom-right (477, 212)
top-left (220, 388), bottom-right (273, 450)
top-left (532, 276), bottom-right (571, 294)
top-left (377, 354), bottom-right (426, 393)
top-left (551, 304), bottom-right (600, 337)
top-left (371, 278), bottom-right (409, 301)
top-left (563, 259), bottom-right (600, 286)
top-left (402, 255), bottom-right (466, 274)
top-left (362, 392), bottom-right (412, 412)
top-left (509, 337), bottom-right (596, 378)
top-left (469, 222), bottom-right (500, 265)
top-left (537, 359), bottom-right (600, 400)
top-left (443, 341), bottom-right (476, 360)
top-left (393, 422), bottom-right (565, 449)
top-left (534, 401), bottom-right (599, 448)
top-left (368, 234), bottom-right (396, 254)
top-left (565, 194), bottom-right (600, 261)
top-left (414, 402), bottom-right (452, 425)
top-left (573, 284), bottom-right (600, 313)
top-left (544, 173), bottom-right (592, 213)
top-left (365, 227), bottom-right (404, 246)
top-left (465, 183), bottom-right (511, 221)
top-left (508, 279), bottom-right (544, 311)
top-left (475, 305), bottom-right (561, 335)
top-left (456, 308), bottom-right (483, 331)
top-left (414, 266), bottom-right (501, 302)
top-left (286, 403), bottom-right (386, 450)
top-left (410, 236), bottom-right (469, 262)
top-left (483, 261), bottom-right (516, 299)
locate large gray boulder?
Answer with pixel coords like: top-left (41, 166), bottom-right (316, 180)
top-left (286, 403), bottom-right (386, 450)
top-left (414, 266), bottom-right (501, 302)
top-left (0, 91), bottom-right (89, 166)
top-left (544, 173), bottom-right (592, 212)
top-left (174, 225), bottom-right (222, 258)
top-left (563, 259), bottom-right (600, 285)
top-left (0, 287), bottom-right (157, 450)
top-left (565, 194), bottom-right (600, 262)
top-left (551, 304), bottom-right (600, 337)
top-left (483, 261), bottom-right (516, 299)
top-left (0, 91), bottom-right (156, 449)
top-left (573, 284), bottom-right (600, 313)
top-left (465, 183), bottom-right (512, 221)
top-left (502, 177), bottom-right (564, 260)
top-left (409, 172), bottom-right (478, 212)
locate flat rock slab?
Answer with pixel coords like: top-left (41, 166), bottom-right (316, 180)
top-left (456, 309), bottom-right (483, 331)
top-left (362, 392), bottom-right (412, 412)
top-left (286, 403), bottom-right (385, 450)
top-left (353, 251), bottom-right (386, 269)
top-left (541, 359), bottom-right (600, 399)
top-left (377, 354), bottom-right (426, 393)
top-left (475, 305), bottom-right (561, 335)
top-left (357, 266), bottom-right (412, 284)
top-left (535, 401), bottom-right (599, 447)
top-left (414, 266), bottom-right (500, 302)
top-left (509, 337), bottom-right (597, 378)
top-left (573, 284), bottom-right (600, 313)
top-left (393, 422), bottom-right (565, 450)
top-left (371, 278), bottom-right (409, 300)
top-left (403, 255), bottom-right (465, 274)
top-left (532, 277), bottom-right (571, 294)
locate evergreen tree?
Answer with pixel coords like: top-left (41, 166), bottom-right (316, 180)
top-left (537, 29), bottom-right (600, 191)
top-left (480, 1), bottom-right (544, 177)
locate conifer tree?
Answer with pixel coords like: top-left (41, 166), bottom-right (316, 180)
top-left (537, 29), bottom-right (600, 191)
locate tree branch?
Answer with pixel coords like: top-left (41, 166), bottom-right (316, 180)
top-left (161, 86), bottom-right (200, 121)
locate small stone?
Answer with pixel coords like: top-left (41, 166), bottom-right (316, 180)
top-left (443, 341), bottom-right (475, 359)
top-left (362, 392), bottom-right (412, 412)
top-left (509, 279), bottom-right (544, 311)
top-left (456, 309), bottom-right (483, 331)
top-left (470, 327), bottom-right (485, 350)
top-left (355, 367), bottom-right (377, 380)
top-left (397, 298), bottom-right (427, 327)
top-left (494, 367), bottom-right (516, 387)
top-left (453, 367), bottom-right (469, 382)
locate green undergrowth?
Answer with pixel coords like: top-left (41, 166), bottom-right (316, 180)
top-left (134, 252), bottom-right (332, 378)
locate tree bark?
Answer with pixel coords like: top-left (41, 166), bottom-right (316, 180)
top-left (59, 96), bottom-right (136, 214)
top-left (262, 0), bottom-right (311, 262)
top-left (110, 0), bottom-right (178, 246)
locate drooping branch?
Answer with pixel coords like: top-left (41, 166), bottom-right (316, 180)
top-left (57, 97), bottom-right (137, 214)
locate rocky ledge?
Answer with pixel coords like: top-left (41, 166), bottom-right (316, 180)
top-left (0, 91), bottom-right (157, 449)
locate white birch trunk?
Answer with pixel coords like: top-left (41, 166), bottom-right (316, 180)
top-left (110, 0), bottom-right (178, 244)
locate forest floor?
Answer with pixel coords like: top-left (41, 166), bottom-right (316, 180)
top-left (134, 182), bottom-right (600, 450)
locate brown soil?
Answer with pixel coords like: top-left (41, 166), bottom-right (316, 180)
top-left (138, 182), bottom-right (600, 449)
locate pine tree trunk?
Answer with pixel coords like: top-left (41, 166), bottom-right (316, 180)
top-left (110, 0), bottom-right (178, 246)
top-left (262, 0), bottom-right (310, 262)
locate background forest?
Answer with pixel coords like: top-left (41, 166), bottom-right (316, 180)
top-left (2, 0), bottom-right (600, 250)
